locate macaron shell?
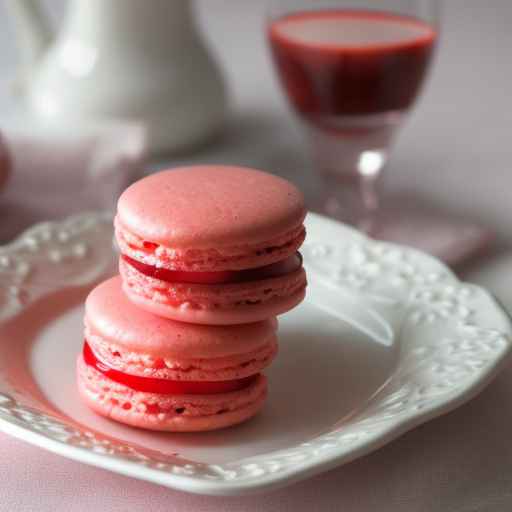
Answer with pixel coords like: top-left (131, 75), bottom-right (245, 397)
top-left (124, 281), bottom-right (306, 325)
top-left (86, 276), bottom-right (277, 358)
top-left (117, 166), bottom-right (305, 249)
top-left (77, 356), bottom-right (267, 432)
top-left (86, 330), bottom-right (278, 381)
top-left (116, 217), bottom-right (306, 271)
top-left (119, 255), bottom-right (306, 321)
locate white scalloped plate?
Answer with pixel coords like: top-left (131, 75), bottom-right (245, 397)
top-left (0, 212), bottom-right (510, 496)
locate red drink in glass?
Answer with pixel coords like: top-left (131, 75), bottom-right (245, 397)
top-left (265, 3), bottom-right (486, 267)
top-left (269, 10), bottom-right (437, 131)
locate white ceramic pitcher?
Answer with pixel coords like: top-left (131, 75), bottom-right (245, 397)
top-left (6, 0), bottom-right (228, 155)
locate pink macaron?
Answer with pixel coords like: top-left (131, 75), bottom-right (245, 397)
top-left (77, 276), bottom-right (278, 431)
top-left (115, 165), bottom-right (307, 325)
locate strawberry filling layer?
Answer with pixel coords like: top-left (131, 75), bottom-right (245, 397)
top-left (83, 342), bottom-right (258, 395)
top-left (121, 252), bottom-right (303, 285)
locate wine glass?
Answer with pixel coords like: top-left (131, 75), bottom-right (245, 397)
top-left (267, 0), bottom-right (440, 233)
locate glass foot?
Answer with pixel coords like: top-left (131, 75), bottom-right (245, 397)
top-left (372, 208), bottom-right (494, 266)
top-left (310, 198), bottom-right (494, 267)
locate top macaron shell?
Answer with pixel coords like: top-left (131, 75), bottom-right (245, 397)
top-left (115, 166), bottom-right (306, 271)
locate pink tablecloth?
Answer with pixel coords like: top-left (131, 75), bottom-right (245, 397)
top-left (2, 365), bottom-right (512, 511)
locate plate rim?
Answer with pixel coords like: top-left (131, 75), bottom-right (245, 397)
top-left (0, 211), bottom-right (510, 496)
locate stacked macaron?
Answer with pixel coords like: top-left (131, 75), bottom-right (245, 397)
top-left (77, 166), bottom-right (307, 431)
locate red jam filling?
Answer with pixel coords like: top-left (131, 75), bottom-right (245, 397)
top-left (83, 342), bottom-right (257, 395)
top-left (121, 252), bottom-right (303, 285)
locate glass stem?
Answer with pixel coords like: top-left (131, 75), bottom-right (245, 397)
top-left (309, 121), bottom-right (395, 233)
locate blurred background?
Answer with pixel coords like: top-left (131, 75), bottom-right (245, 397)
top-left (0, 1), bottom-right (510, 240)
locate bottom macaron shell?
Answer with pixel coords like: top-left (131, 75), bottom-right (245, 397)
top-left (119, 256), bottom-right (306, 325)
top-left (77, 355), bottom-right (267, 432)
top-left (124, 286), bottom-right (305, 325)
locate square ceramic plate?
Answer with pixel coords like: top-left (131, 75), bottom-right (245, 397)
top-left (0, 212), bottom-right (510, 495)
